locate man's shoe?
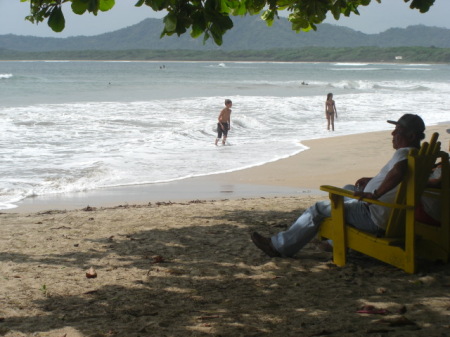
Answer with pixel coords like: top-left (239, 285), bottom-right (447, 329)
top-left (318, 240), bottom-right (333, 252)
top-left (251, 232), bottom-right (281, 258)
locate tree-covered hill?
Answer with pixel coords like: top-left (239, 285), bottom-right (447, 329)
top-left (1, 16), bottom-right (449, 52)
top-left (1, 46), bottom-right (449, 63)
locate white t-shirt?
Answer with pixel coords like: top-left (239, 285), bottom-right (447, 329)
top-left (364, 147), bottom-right (413, 229)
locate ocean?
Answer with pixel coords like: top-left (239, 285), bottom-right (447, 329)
top-left (1, 60), bottom-right (449, 210)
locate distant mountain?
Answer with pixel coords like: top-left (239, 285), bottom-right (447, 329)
top-left (1, 16), bottom-right (449, 52)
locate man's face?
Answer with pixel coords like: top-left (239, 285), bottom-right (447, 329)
top-left (391, 125), bottom-right (411, 149)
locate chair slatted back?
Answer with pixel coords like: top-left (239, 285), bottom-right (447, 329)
top-left (385, 133), bottom-right (441, 237)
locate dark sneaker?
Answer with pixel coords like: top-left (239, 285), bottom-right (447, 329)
top-left (251, 232), bottom-right (281, 258)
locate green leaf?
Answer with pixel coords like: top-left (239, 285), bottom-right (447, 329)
top-left (175, 20), bottom-right (188, 36)
top-left (261, 9), bottom-right (275, 23)
top-left (234, 1), bottom-right (248, 15)
top-left (210, 26), bottom-right (224, 45)
top-left (163, 13), bottom-right (177, 33)
top-left (203, 31), bottom-right (211, 44)
top-left (409, 0), bottom-right (435, 13)
top-left (220, 0), bottom-right (234, 12)
top-left (48, 6), bottom-right (65, 33)
top-left (146, 0), bottom-right (169, 11)
top-left (215, 14), bottom-right (233, 30)
top-left (191, 26), bottom-right (203, 38)
top-left (72, 0), bottom-right (89, 15)
top-left (289, 14), bottom-right (314, 32)
top-left (99, 0), bottom-right (115, 12)
top-left (191, 13), bottom-right (207, 38)
top-left (87, 0), bottom-right (99, 14)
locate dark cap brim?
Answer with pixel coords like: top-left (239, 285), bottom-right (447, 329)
top-left (387, 120), bottom-right (398, 125)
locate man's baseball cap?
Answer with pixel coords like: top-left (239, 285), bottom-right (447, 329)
top-left (387, 114), bottom-right (425, 135)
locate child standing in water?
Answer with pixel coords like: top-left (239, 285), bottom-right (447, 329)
top-left (325, 93), bottom-right (338, 131)
top-left (215, 99), bottom-right (232, 145)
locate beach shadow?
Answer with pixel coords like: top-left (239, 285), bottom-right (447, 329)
top-left (1, 203), bottom-right (449, 336)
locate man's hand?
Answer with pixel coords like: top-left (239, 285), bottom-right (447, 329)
top-left (354, 191), bottom-right (377, 201)
top-left (355, 177), bottom-right (372, 191)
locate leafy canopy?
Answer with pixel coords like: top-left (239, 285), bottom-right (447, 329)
top-left (22, 0), bottom-right (436, 45)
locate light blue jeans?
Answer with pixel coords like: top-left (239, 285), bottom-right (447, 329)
top-left (271, 185), bottom-right (382, 257)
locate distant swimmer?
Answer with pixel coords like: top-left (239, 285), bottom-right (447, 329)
top-left (325, 93), bottom-right (338, 131)
top-left (301, 81), bottom-right (308, 85)
top-left (215, 99), bottom-right (232, 146)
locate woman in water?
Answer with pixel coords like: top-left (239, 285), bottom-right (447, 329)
top-left (325, 93), bottom-right (338, 131)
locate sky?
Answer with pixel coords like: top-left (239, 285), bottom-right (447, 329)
top-left (0, 1), bottom-right (449, 38)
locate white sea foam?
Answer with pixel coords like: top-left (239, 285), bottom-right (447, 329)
top-left (331, 67), bottom-right (382, 71)
top-left (334, 63), bottom-right (369, 66)
top-left (0, 61), bottom-right (449, 209)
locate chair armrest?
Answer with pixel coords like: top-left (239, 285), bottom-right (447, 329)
top-left (320, 185), bottom-right (410, 210)
top-left (320, 185), bottom-right (354, 198)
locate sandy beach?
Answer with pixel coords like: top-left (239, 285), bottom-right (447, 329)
top-left (0, 124), bottom-right (449, 337)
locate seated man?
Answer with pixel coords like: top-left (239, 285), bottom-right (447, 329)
top-left (251, 114), bottom-right (426, 258)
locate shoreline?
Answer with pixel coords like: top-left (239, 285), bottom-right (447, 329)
top-left (3, 179), bottom-right (323, 214)
top-left (3, 123), bottom-right (448, 214)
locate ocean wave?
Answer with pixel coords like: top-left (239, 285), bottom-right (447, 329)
top-left (328, 80), bottom-right (374, 90)
top-left (0, 73), bottom-right (13, 79)
top-left (402, 64), bottom-right (431, 67)
top-left (372, 84), bottom-right (430, 91)
top-left (207, 62), bottom-right (227, 68)
top-left (231, 116), bottom-right (268, 130)
top-left (400, 68), bottom-right (431, 71)
top-left (333, 63), bottom-right (369, 66)
top-left (409, 85), bottom-right (430, 91)
top-left (331, 68), bottom-right (381, 71)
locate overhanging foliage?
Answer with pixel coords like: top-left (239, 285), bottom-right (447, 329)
top-left (22, 0), bottom-right (436, 45)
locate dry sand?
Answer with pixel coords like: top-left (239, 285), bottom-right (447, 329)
top-left (0, 125), bottom-right (449, 337)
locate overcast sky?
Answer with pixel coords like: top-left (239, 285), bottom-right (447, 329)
top-left (0, 1), bottom-right (449, 37)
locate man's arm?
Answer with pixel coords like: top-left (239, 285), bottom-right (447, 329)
top-left (356, 160), bottom-right (408, 200)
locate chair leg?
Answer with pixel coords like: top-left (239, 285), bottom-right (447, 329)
top-left (332, 196), bottom-right (347, 266)
top-left (404, 212), bottom-right (416, 274)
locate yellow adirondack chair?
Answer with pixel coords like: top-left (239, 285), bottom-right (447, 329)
top-left (318, 132), bottom-right (446, 274)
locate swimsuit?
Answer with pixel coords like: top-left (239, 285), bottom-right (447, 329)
top-left (217, 122), bottom-right (229, 138)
